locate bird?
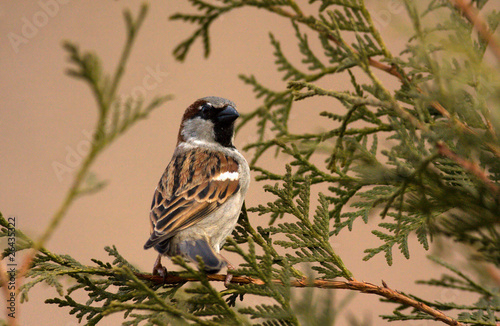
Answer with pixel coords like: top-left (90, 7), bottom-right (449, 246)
top-left (144, 96), bottom-right (250, 278)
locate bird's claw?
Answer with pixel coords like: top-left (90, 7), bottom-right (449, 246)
top-left (224, 261), bottom-right (235, 287)
top-left (153, 255), bottom-right (168, 283)
top-left (224, 272), bottom-right (233, 287)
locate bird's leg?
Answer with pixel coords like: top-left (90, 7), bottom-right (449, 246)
top-left (224, 264), bottom-right (235, 286)
top-left (152, 254), bottom-right (168, 283)
top-left (218, 253), bottom-right (234, 286)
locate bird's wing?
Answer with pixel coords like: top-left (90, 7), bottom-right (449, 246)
top-left (144, 148), bottom-right (240, 249)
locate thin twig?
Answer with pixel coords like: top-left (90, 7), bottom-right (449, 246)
top-left (136, 273), bottom-right (463, 326)
top-left (271, 4), bottom-right (500, 159)
top-left (436, 141), bottom-right (499, 196)
top-left (268, 6), bottom-right (405, 80)
top-left (5, 6), bottom-right (152, 326)
top-left (15, 143), bottom-right (98, 287)
top-left (368, 58), bottom-right (404, 80)
top-left (268, 4), bottom-right (499, 193)
top-left (449, 0), bottom-right (500, 63)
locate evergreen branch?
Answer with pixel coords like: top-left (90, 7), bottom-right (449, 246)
top-left (176, 258), bottom-right (250, 325)
top-left (279, 124), bottom-right (392, 142)
top-left (386, 256), bottom-right (500, 324)
top-left (1, 210), bottom-right (476, 326)
top-left (261, 171), bottom-right (353, 279)
top-left (291, 20), bottom-right (325, 72)
top-left (402, 0), bottom-right (500, 156)
top-left (270, 32), bottom-right (307, 81)
top-left (405, 4), bottom-right (500, 160)
top-left (171, 1), bottom-right (410, 85)
top-left (288, 80), bottom-right (393, 109)
top-left (115, 266), bottom-right (223, 325)
top-left (448, 0), bottom-right (500, 63)
top-left (297, 12), bottom-right (406, 82)
top-left (174, 0), bottom-right (500, 163)
top-left (427, 99), bottom-right (500, 158)
top-left (106, 6), bottom-right (148, 107)
top-left (138, 273), bottom-right (463, 326)
top-left (7, 1), bottom-right (500, 324)
top-left (2, 5), bottom-right (172, 326)
top-left (362, 52), bottom-right (498, 204)
top-left (343, 2), bottom-right (498, 163)
top-left (17, 4), bottom-right (158, 283)
top-left (270, 142), bottom-right (354, 183)
top-left (14, 241), bottom-right (234, 325)
top-left (231, 204), bottom-right (304, 280)
top-left (436, 141), bottom-right (500, 197)
top-left (368, 10), bottom-right (500, 162)
top-left (425, 256), bottom-right (497, 298)
top-left (171, 1), bottom-right (243, 61)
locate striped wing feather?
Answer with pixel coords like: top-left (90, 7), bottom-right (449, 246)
top-left (145, 148), bottom-right (240, 248)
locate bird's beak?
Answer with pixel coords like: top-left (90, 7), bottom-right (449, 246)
top-left (216, 106), bottom-right (239, 123)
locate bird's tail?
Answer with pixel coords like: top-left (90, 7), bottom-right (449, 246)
top-left (178, 239), bottom-right (226, 274)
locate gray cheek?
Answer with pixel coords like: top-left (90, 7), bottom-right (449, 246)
top-left (182, 118), bottom-right (216, 142)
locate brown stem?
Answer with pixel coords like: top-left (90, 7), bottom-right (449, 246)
top-left (271, 5), bottom-right (500, 159)
top-left (136, 273), bottom-right (463, 326)
top-left (267, 6), bottom-right (406, 82)
top-left (267, 4), bottom-right (499, 194)
top-left (449, 0), bottom-right (500, 63)
top-left (446, 0), bottom-right (500, 152)
top-left (436, 141), bottom-right (499, 196)
top-left (368, 58), bottom-right (404, 80)
top-left (429, 100), bottom-right (500, 157)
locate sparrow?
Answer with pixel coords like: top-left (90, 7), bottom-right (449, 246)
top-left (144, 96), bottom-right (250, 277)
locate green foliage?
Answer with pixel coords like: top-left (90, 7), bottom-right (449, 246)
top-left (21, 3), bottom-right (172, 256)
top-left (227, 0), bottom-right (500, 267)
top-left (21, 242), bottom-right (240, 325)
top-left (2, 0), bottom-right (500, 325)
top-left (0, 211), bottom-right (349, 326)
top-left (62, 6), bottom-right (173, 155)
top-left (382, 256), bottom-right (500, 325)
top-left (249, 166), bottom-right (352, 279)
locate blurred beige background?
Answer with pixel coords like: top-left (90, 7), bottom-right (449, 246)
top-left (0, 1), bottom-right (480, 325)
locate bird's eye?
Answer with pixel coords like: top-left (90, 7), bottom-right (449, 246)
top-left (200, 103), bottom-right (212, 119)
